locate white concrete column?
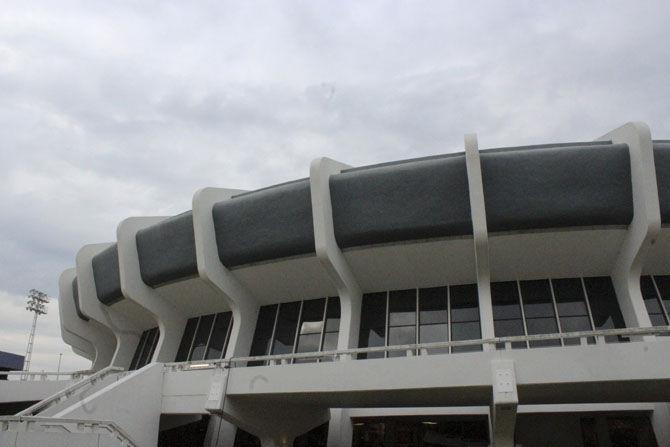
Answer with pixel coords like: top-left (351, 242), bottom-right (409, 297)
top-left (599, 122), bottom-right (659, 330)
top-left (310, 158), bottom-right (362, 447)
top-left (192, 187), bottom-right (259, 359)
top-left (310, 158), bottom-right (362, 351)
top-left (465, 134), bottom-right (495, 346)
top-left (58, 269), bottom-right (98, 368)
top-left (117, 217), bottom-right (188, 362)
top-left (75, 243), bottom-right (142, 369)
top-left (490, 359), bottom-right (518, 447)
top-left (652, 403), bottom-right (670, 446)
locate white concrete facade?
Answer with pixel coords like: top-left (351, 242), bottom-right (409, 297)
top-left (2, 122), bottom-right (670, 447)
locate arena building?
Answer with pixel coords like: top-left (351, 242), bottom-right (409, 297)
top-left (1, 122), bottom-right (670, 446)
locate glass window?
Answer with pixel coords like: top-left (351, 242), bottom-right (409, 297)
top-left (653, 275), bottom-right (670, 316)
top-left (296, 298), bottom-right (325, 360)
top-left (491, 281), bottom-right (526, 349)
top-left (583, 276), bottom-right (627, 343)
top-left (205, 312), bottom-right (232, 360)
top-left (552, 278), bottom-right (594, 345)
top-left (641, 276), bottom-right (668, 326)
top-left (248, 304), bottom-right (278, 365)
top-left (388, 289), bottom-right (416, 357)
top-left (175, 317), bottom-right (198, 362)
top-left (137, 327), bottom-right (159, 368)
top-left (190, 314), bottom-right (215, 361)
top-left (419, 287), bottom-right (448, 354)
top-left (519, 280), bottom-right (560, 347)
top-left (325, 297), bottom-right (341, 333)
top-left (358, 292), bottom-right (387, 359)
top-left (271, 302), bottom-right (300, 355)
top-left (130, 330), bottom-right (149, 370)
top-left (321, 297), bottom-right (341, 357)
top-left (450, 284), bottom-right (481, 352)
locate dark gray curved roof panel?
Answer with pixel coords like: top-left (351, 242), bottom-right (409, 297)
top-left (213, 178), bottom-right (315, 267)
top-left (136, 211), bottom-right (198, 287)
top-left (91, 244), bottom-right (124, 306)
top-left (481, 143), bottom-right (634, 232)
top-left (654, 142), bottom-right (670, 223)
top-left (330, 154), bottom-right (472, 248)
top-left (71, 277), bottom-right (89, 321)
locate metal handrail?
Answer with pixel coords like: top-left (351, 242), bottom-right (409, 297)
top-left (3, 369), bottom-right (94, 381)
top-left (164, 325), bottom-right (670, 371)
top-left (0, 415), bottom-right (137, 447)
top-left (16, 366), bottom-right (124, 416)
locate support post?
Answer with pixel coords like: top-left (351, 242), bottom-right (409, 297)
top-left (599, 122), bottom-right (659, 331)
top-left (310, 158), bottom-right (362, 447)
top-left (117, 217), bottom-right (188, 362)
top-left (75, 244), bottom-right (138, 369)
top-left (465, 134), bottom-right (495, 347)
top-left (192, 187), bottom-right (258, 359)
top-left (58, 269), bottom-right (99, 368)
top-left (490, 359), bottom-right (518, 447)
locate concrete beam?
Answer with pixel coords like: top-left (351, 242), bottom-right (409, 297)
top-left (75, 244), bottom-right (139, 369)
top-left (58, 269), bottom-right (97, 366)
top-left (599, 122), bottom-right (659, 330)
top-left (310, 158), bottom-right (362, 447)
top-left (117, 217), bottom-right (187, 362)
top-left (464, 133), bottom-right (495, 345)
top-left (192, 187), bottom-right (257, 359)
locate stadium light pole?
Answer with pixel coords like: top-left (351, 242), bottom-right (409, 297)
top-left (23, 289), bottom-right (49, 378)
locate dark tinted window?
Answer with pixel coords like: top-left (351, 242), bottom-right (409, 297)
top-left (175, 318), bottom-right (198, 362)
top-left (388, 289), bottom-right (416, 357)
top-left (271, 302), bottom-right (300, 355)
top-left (249, 304), bottom-right (278, 365)
top-left (206, 312), bottom-right (232, 360)
top-left (419, 287), bottom-right (449, 353)
top-left (491, 281), bottom-right (526, 349)
top-left (653, 275), bottom-right (670, 315)
top-left (641, 276), bottom-right (668, 326)
top-left (520, 280), bottom-right (560, 347)
top-left (553, 278), bottom-right (594, 345)
top-left (450, 284), bottom-right (481, 352)
top-left (137, 327), bottom-right (159, 368)
top-left (129, 330), bottom-right (149, 370)
top-left (296, 298), bottom-right (325, 355)
top-left (190, 314), bottom-right (215, 361)
top-left (322, 297), bottom-right (341, 353)
top-left (583, 276), bottom-right (627, 343)
top-left (359, 292), bottom-right (387, 359)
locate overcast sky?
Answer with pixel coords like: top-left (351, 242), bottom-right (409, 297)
top-left (0, 1), bottom-right (668, 372)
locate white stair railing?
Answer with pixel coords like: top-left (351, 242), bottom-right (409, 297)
top-left (0, 416), bottom-right (137, 447)
top-left (16, 366), bottom-right (124, 417)
top-left (3, 369), bottom-right (93, 382)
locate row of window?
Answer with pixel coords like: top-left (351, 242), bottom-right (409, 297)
top-left (173, 275), bottom-right (662, 366)
top-left (248, 297), bottom-right (341, 365)
top-left (358, 284), bottom-right (482, 358)
top-left (357, 276), bottom-right (628, 357)
top-left (174, 311), bottom-right (233, 362)
top-left (130, 327), bottom-right (159, 370)
top-left (491, 276), bottom-right (626, 348)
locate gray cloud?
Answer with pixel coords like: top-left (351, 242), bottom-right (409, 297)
top-left (0, 0), bottom-right (668, 369)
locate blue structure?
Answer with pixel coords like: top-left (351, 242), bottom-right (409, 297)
top-left (0, 351), bottom-right (24, 380)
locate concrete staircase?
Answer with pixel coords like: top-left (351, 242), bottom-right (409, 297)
top-left (1, 364), bottom-right (164, 447)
